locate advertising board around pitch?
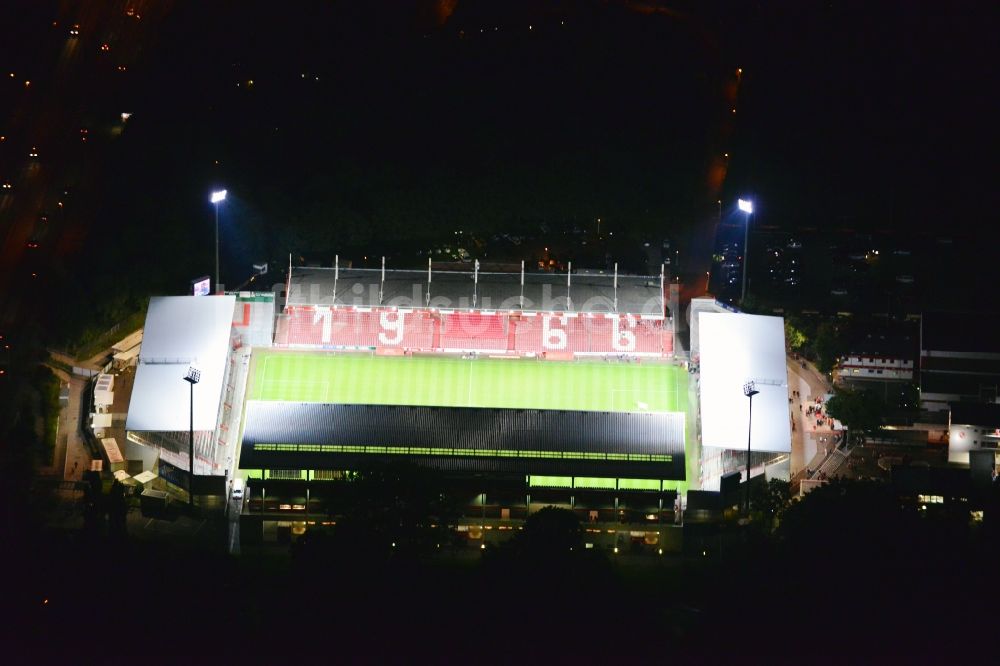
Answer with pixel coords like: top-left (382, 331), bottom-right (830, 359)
top-left (698, 312), bottom-right (791, 453)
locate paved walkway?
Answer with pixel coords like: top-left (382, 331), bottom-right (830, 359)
top-left (44, 350), bottom-right (102, 480)
top-left (36, 365), bottom-right (92, 480)
top-left (786, 356), bottom-right (838, 479)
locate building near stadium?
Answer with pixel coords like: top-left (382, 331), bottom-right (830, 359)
top-left (920, 312), bottom-right (1000, 412)
top-left (124, 261), bottom-right (789, 548)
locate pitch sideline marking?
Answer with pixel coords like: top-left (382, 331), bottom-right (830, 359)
top-left (261, 354), bottom-right (269, 400)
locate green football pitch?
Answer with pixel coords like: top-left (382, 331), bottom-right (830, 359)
top-left (250, 350), bottom-right (689, 415)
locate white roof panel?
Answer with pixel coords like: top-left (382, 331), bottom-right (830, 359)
top-left (126, 295), bottom-right (235, 432)
top-left (699, 312), bottom-right (791, 453)
top-left (138, 295), bottom-right (235, 363)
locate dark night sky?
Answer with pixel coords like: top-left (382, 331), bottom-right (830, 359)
top-left (121, 0), bottom-right (993, 247)
top-left (2, 0), bottom-right (995, 324)
top-left (727, 0), bottom-right (995, 234)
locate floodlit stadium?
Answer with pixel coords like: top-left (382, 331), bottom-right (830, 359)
top-left (238, 263), bottom-right (691, 485)
top-left (124, 263), bottom-right (790, 549)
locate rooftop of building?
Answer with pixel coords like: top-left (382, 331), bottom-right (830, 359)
top-left (950, 402), bottom-right (1000, 427)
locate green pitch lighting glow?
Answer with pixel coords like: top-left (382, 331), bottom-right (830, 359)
top-left (245, 351), bottom-right (697, 485)
top-left (251, 351), bottom-right (687, 413)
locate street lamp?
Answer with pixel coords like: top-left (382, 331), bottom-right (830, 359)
top-left (738, 198), bottom-right (753, 303)
top-left (210, 190), bottom-right (227, 292)
top-left (743, 380), bottom-right (759, 518)
top-left (183, 365), bottom-right (201, 508)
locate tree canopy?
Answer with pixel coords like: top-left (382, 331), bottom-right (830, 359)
top-left (825, 386), bottom-right (884, 442)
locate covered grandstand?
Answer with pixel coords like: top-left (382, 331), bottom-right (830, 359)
top-left (277, 264), bottom-right (674, 357)
top-left (240, 402), bottom-right (685, 479)
top-left (125, 293), bottom-right (272, 480)
top-left (697, 311), bottom-right (792, 489)
top-left (125, 295), bottom-right (236, 476)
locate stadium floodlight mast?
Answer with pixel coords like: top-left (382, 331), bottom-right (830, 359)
top-left (210, 190), bottom-right (227, 292)
top-left (183, 365), bottom-right (202, 508)
top-left (743, 380), bottom-right (759, 518)
top-left (738, 198), bottom-right (753, 303)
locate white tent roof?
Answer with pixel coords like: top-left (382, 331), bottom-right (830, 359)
top-left (133, 470), bottom-right (157, 484)
top-left (699, 312), bottom-right (791, 453)
top-left (126, 295), bottom-right (235, 432)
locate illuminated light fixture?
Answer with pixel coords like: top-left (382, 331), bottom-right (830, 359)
top-left (121, 112), bottom-right (132, 122)
top-left (210, 189), bottom-right (227, 204)
top-left (738, 198), bottom-right (753, 301)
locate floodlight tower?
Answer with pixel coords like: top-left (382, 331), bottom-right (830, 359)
top-left (738, 198), bottom-right (753, 303)
top-left (743, 380), bottom-right (759, 517)
top-left (210, 190), bottom-right (227, 292)
top-left (184, 366), bottom-right (201, 508)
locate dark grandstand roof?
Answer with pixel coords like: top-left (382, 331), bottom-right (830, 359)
top-left (239, 401), bottom-right (685, 479)
top-left (287, 267), bottom-right (664, 315)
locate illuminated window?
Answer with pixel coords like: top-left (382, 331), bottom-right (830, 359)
top-left (313, 470), bottom-right (340, 481)
top-left (268, 469), bottom-right (304, 480)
